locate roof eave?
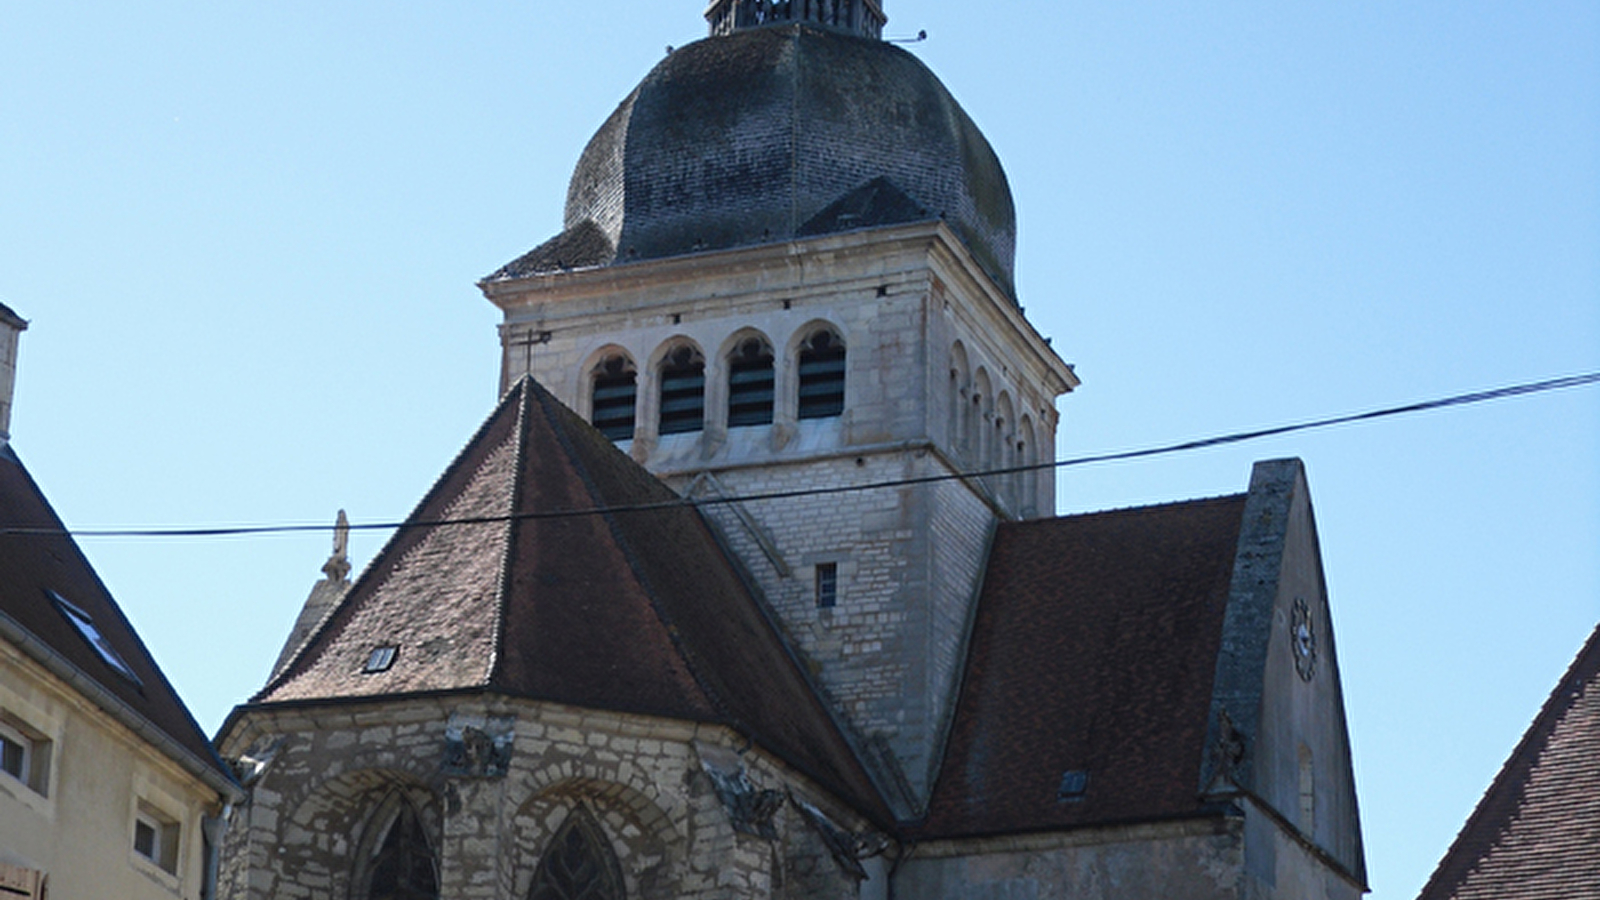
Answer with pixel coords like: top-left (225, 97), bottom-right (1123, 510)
top-left (1, 609), bottom-right (243, 802)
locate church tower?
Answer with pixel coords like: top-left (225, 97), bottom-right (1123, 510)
top-left (479, 3), bottom-right (1077, 812)
top-left (225, 8), bottom-right (1367, 897)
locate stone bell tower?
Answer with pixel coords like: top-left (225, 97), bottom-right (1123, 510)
top-left (478, 3), bottom-right (1077, 815)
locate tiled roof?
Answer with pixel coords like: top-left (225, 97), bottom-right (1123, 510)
top-left (915, 495), bottom-right (1248, 838)
top-left (0, 444), bottom-right (236, 793)
top-left (258, 377), bottom-right (889, 822)
top-left (1416, 622), bottom-right (1600, 900)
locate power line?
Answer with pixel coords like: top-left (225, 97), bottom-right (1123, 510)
top-left (6, 370), bottom-right (1597, 541)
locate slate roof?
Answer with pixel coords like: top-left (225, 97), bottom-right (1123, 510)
top-left (1416, 622), bottom-right (1600, 900)
top-left (914, 495), bottom-right (1249, 839)
top-left (0, 443), bottom-right (237, 795)
top-left (485, 24), bottom-right (1017, 298)
top-left (257, 377), bottom-right (889, 823)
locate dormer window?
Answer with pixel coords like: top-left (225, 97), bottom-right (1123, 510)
top-left (727, 337), bottom-right (775, 427)
top-left (48, 590), bottom-right (142, 687)
top-left (798, 329), bottom-right (845, 419)
top-left (659, 345), bottom-right (706, 435)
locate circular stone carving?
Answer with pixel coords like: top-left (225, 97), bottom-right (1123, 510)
top-left (1291, 597), bottom-right (1317, 681)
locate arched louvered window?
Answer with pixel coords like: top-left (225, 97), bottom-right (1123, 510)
top-left (797, 329), bottom-right (845, 419)
top-left (658, 345), bottom-right (706, 435)
top-left (365, 801), bottom-right (439, 900)
top-left (590, 355), bottom-right (637, 441)
top-left (728, 337), bottom-right (775, 427)
top-left (528, 807), bottom-right (626, 900)
top-left (950, 343), bottom-right (970, 456)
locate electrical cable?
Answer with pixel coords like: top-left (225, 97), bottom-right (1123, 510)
top-left (4, 370), bottom-right (1596, 540)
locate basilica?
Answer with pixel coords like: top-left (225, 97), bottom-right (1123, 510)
top-left (215, 3), bottom-right (1366, 897)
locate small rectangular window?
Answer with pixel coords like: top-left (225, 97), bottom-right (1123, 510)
top-left (134, 803), bottom-right (180, 874)
top-left (0, 716), bottom-right (50, 796)
top-left (0, 731), bottom-right (25, 780)
top-left (1057, 769), bottom-right (1090, 802)
top-left (363, 645), bottom-right (398, 673)
top-left (815, 563), bottom-right (838, 609)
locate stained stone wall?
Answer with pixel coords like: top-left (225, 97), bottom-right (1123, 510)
top-left (216, 697), bottom-right (876, 900)
top-left (896, 821), bottom-right (1248, 900)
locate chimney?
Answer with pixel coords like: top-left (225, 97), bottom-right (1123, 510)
top-left (0, 303), bottom-right (28, 442)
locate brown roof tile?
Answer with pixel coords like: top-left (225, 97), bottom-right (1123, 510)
top-left (257, 378), bottom-right (889, 822)
top-left (915, 495), bottom-right (1247, 839)
top-left (1416, 623), bottom-right (1600, 900)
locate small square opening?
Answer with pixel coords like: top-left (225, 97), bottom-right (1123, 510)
top-left (134, 802), bottom-right (180, 873)
top-left (0, 715), bottom-right (50, 796)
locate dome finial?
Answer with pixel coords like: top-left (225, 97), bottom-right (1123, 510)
top-left (706, 0), bottom-right (886, 39)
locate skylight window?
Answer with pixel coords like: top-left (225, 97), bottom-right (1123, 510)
top-left (1057, 769), bottom-right (1089, 802)
top-left (48, 590), bottom-right (142, 687)
top-left (364, 645), bottom-right (399, 673)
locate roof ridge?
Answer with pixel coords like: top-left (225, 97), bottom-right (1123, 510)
top-left (254, 383), bottom-right (528, 700)
top-left (521, 379), bottom-right (733, 721)
top-left (486, 379), bottom-right (536, 687)
top-left (1044, 492), bottom-right (1249, 523)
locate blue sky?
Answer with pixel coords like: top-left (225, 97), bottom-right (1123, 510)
top-left (2, 3), bottom-right (1596, 896)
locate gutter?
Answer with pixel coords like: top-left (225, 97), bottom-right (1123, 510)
top-left (0, 609), bottom-right (243, 803)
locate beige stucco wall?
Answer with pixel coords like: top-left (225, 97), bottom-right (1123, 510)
top-left (0, 640), bottom-right (222, 898)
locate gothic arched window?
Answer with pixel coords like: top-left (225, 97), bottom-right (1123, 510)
top-left (363, 800), bottom-right (439, 900)
top-left (797, 329), bottom-right (845, 419)
top-left (590, 354), bottom-right (637, 441)
top-left (528, 807), bottom-right (625, 900)
top-left (727, 337), bottom-right (775, 427)
top-left (658, 345), bottom-right (706, 435)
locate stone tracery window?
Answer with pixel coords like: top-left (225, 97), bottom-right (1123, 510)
top-left (528, 807), bottom-right (625, 900)
top-left (727, 337), bottom-right (776, 427)
top-left (658, 345), bottom-right (706, 435)
top-left (363, 800), bottom-right (439, 900)
top-left (590, 354), bottom-right (638, 441)
top-left (797, 328), bottom-right (845, 419)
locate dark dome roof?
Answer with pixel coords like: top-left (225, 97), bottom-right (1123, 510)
top-left (491, 24), bottom-right (1017, 298)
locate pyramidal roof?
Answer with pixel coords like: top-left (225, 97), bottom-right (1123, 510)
top-left (256, 377), bottom-right (887, 821)
top-left (1416, 622), bottom-right (1600, 900)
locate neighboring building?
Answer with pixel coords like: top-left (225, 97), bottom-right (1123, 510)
top-left (216, 5), bottom-right (1367, 899)
top-left (0, 304), bottom-right (243, 897)
top-left (1415, 623), bottom-right (1600, 900)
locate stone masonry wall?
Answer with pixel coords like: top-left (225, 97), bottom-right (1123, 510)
top-left (897, 821), bottom-right (1246, 900)
top-left (217, 698), bottom-right (874, 900)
